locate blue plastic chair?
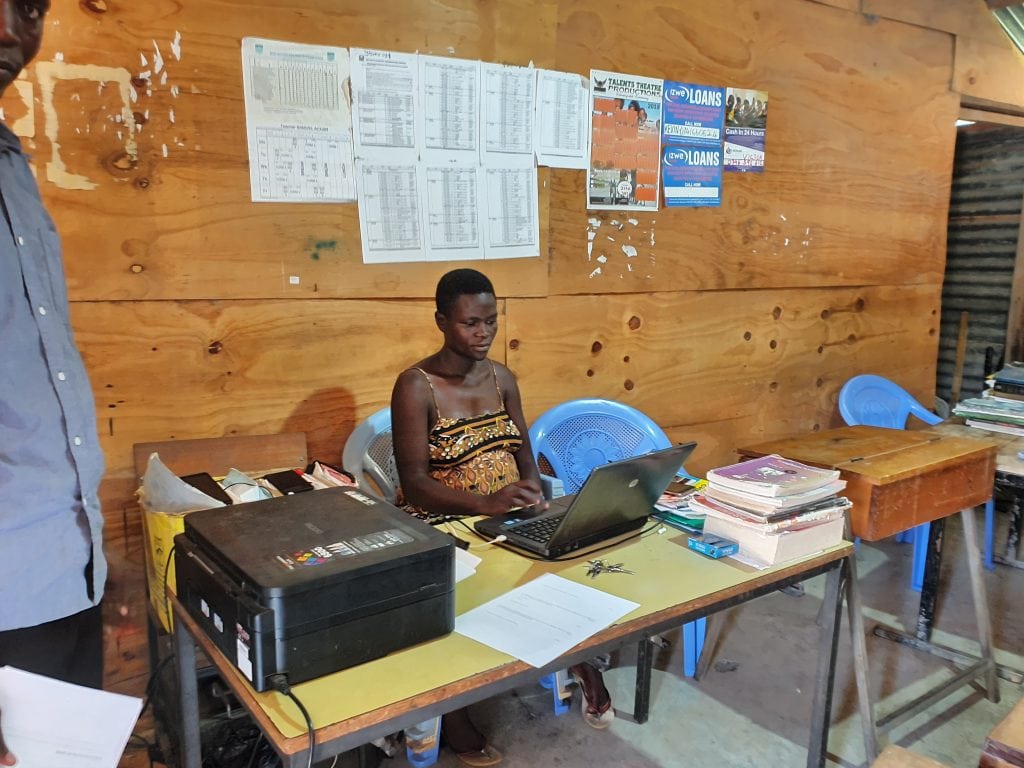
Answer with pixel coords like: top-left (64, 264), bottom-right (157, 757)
top-left (529, 398), bottom-right (706, 678)
top-left (838, 375), bottom-right (996, 587)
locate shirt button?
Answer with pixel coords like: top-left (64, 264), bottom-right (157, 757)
top-left (17, 236), bottom-right (24, 246)
top-left (57, 371), bottom-right (67, 381)
top-left (38, 306), bottom-right (47, 316)
top-left (73, 436), bottom-right (82, 446)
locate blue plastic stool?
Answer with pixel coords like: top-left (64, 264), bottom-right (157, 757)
top-left (539, 670), bottom-right (572, 715)
top-left (683, 617), bottom-right (707, 677)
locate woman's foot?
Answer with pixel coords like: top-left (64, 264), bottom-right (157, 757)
top-left (569, 663), bottom-right (614, 729)
top-left (454, 745), bottom-right (503, 767)
top-left (442, 708), bottom-right (503, 766)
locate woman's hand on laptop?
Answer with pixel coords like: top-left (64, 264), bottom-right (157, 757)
top-left (480, 481), bottom-right (548, 517)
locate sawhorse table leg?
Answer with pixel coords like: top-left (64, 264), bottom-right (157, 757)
top-left (872, 506), bottom-right (1009, 733)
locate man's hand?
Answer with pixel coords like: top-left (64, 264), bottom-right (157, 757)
top-left (0, 706), bottom-right (15, 766)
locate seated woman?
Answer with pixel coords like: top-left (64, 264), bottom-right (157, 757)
top-left (391, 269), bottom-right (614, 766)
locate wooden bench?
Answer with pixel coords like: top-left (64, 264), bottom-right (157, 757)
top-left (981, 699), bottom-right (1024, 767)
top-left (871, 745), bottom-right (950, 767)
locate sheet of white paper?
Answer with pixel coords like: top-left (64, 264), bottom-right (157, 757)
top-left (483, 165), bottom-right (539, 259)
top-left (418, 55), bottom-right (480, 163)
top-left (480, 62), bottom-right (535, 168)
top-left (241, 37), bottom-right (355, 203)
top-left (350, 48), bottom-right (419, 162)
top-left (422, 162), bottom-right (484, 261)
top-left (355, 160), bottom-right (426, 263)
top-left (0, 666), bottom-right (142, 768)
top-left (534, 69), bottom-right (590, 169)
top-left (454, 573), bottom-right (639, 667)
top-left (454, 548), bottom-right (482, 582)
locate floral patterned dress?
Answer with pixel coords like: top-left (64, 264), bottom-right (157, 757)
top-left (400, 362), bottom-right (523, 523)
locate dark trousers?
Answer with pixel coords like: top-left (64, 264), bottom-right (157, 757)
top-left (0, 604), bottom-right (104, 689)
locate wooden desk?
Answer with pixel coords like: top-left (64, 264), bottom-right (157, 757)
top-left (739, 426), bottom-right (1000, 734)
top-left (171, 530), bottom-right (871, 768)
top-left (981, 697), bottom-right (1024, 767)
top-left (736, 425), bottom-right (996, 541)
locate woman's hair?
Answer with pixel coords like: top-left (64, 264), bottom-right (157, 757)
top-left (435, 268), bottom-right (495, 316)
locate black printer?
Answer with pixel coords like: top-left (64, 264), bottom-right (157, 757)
top-left (173, 486), bottom-right (454, 692)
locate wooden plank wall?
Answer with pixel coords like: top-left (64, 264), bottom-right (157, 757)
top-left (4, 0), bottom-right (1019, 694)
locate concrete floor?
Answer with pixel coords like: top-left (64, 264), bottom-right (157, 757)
top-left (123, 506), bottom-right (1024, 768)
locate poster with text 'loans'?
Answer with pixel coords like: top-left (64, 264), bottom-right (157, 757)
top-left (661, 81), bottom-right (724, 207)
top-left (587, 70), bottom-right (662, 211)
top-left (724, 87), bottom-right (767, 173)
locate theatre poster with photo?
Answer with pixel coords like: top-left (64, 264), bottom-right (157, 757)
top-left (724, 87), bottom-right (768, 173)
top-left (660, 81), bottom-right (725, 208)
top-left (587, 70), bottom-right (663, 211)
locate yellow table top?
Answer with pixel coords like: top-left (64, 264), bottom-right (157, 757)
top-left (173, 523), bottom-right (851, 750)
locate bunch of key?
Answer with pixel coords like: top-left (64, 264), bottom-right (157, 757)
top-left (584, 559), bottom-right (634, 578)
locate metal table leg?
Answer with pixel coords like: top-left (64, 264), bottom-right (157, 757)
top-left (871, 507), bottom-right (1014, 733)
top-left (173, 612), bottom-right (202, 768)
top-left (915, 518), bottom-right (945, 642)
top-left (632, 636), bottom-right (653, 724)
top-left (807, 560), bottom-right (843, 768)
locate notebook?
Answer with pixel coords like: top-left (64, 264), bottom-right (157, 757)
top-left (474, 442), bottom-right (696, 559)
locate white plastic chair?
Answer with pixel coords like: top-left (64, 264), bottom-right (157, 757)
top-left (341, 407), bottom-right (400, 503)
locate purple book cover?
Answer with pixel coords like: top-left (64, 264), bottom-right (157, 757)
top-left (706, 454), bottom-right (839, 497)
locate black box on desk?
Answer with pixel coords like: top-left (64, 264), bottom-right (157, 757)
top-left (173, 486), bottom-right (454, 692)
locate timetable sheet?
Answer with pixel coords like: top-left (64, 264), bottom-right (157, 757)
top-left (241, 37), bottom-right (356, 203)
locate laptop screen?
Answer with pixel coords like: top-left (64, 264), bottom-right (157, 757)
top-left (548, 442), bottom-right (697, 548)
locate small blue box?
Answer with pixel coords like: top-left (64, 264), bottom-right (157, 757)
top-left (688, 533), bottom-right (739, 559)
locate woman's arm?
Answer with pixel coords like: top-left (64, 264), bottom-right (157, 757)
top-left (391, 369), bottom-right (536, 516)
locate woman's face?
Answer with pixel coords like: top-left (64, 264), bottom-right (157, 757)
top-left (438, 292), bottom-right (499, 361)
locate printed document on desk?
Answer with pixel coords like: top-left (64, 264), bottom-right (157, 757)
top-left (0, 666), bottom-right (142, 768)
top-left (455, 573), bottom-right (639, 667)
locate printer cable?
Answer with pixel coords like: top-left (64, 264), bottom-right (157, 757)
top-left (268, 674), bottom-right (315, 768)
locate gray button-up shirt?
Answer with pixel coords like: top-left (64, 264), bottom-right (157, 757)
top-left (0, 122), bottom-right (105, 631)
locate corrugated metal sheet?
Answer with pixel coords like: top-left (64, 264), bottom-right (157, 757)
top-left (937, 126), bottom-right (1024, 403)
top-left (993, 5), bottom-right (1024, 56)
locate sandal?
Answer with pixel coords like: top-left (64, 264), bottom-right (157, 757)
top-left (455, 745), bottom-right (503, 767)
top-left (569, 664), bottom-right (615, 729)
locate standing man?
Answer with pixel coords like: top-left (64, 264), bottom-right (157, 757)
top-left (0, 1), bottom-right (107, 764)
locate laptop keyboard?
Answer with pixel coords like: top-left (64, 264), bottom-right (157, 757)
top-left (511, 512), bottom-right (567, 543)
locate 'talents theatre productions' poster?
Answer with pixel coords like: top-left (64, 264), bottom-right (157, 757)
top-left (587, 70), bottom-right (663, 211)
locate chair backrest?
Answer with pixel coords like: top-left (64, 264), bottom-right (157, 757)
top-left (341, 407), bottom-right (400, 503)
top-left (838, 374), bottom-right (943, 430)
top-left (529, 398), bottom-right (672, 494)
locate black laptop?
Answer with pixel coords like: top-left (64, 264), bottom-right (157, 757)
top-left (474, 442), bottom-right (696, 559)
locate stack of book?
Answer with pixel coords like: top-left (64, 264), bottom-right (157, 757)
top-left (692, 454), bottom-right (850, 567)
top-left (952, 364), bottom-right (1024, 436)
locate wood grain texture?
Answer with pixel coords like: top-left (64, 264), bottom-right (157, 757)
top-left (508, 285), bottom-right (942, 474)
top-left (2, 0), bottom-right (1014, 695)
top-left (549, 0), bottom-right (959, 294)
top-left (871, 744), bottom-right (951, 768)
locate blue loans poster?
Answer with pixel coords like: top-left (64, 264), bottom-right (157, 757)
top-left (662, 146), bottom-right (723, 208)
top-left (661, 81), bottom-right (725, 207)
